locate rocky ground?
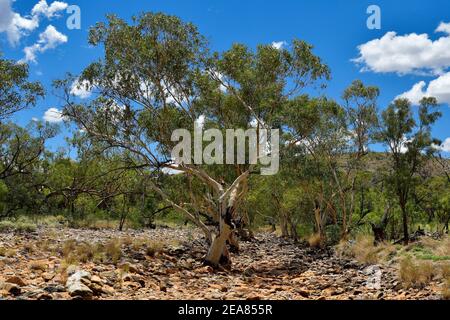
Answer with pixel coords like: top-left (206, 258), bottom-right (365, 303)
top-left (0, 226), bottom-right (445, 300)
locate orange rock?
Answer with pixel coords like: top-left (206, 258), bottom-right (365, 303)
top-left (195, 266), bottom-right (214, 274)
top-left (5, 276), bottom-right (26, 287)
top-left (42, 273), bottom-right (54, 281)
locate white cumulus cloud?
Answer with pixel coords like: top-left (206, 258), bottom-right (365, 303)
top-left (20, 25), bottom-right (67, 63)
top-left (397, 72), bottom-right (450, 105)
top-left (43, 107), bottom-right (65, 123)
top-left (354, 22), bottom-right (450, 75)
top-left (0, 0), bottom-right (38, 46)
top-left (356, 22), bottom-right (450, 106)
top-left (440, 137), bottom-right (450, 152)
top-left (271, 41), bottom-right (287, 50)
top-left (0, 0), bottom-right (67, 46)
top-left (70, 79), bottom-right (93, 99)
top-left (436, 22), bottom-right (450, 34)
top-left (432, 137), bottom-right (450, 152)
top-left (32, 0), bottom-right (68, 19)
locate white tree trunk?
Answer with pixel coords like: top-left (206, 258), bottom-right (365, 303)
top-left (205, 213), bottom-right (233, 267)
top-left (204, 174), bottom-right (247, 267)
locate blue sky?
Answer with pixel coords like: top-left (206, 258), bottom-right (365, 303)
top-left (1, 0), bottom-right (449, 154)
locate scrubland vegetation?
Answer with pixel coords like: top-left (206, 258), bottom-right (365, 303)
top-left (0, 12), bottom-right (448, 300)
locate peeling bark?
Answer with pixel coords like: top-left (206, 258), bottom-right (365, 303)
top-left (205, 205), bottom-right (234, 267)
top-left (204, 172), bottom-right (249, 267)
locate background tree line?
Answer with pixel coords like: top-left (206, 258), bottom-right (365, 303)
top-left (0, 12), bottom-right (448, 267)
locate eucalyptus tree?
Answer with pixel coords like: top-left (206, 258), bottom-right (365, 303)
top-left (57, 12), bottom-right (329, 266)
top-left (413, 175), bottom-right (450, 234)
top-left (279, 80), bottom-right (381, 241)
top-left (0, 56), bottom-right (44, 121)
top-left (0, 56), bottom-right (53, 218)
top-left (282, 96), bottom-right (348, 242)
top-left (0, 121), bottom-right (57, 217)
top-left (376, 97), bottom-right (442, 244)
top-left (338, 80), bottom-right (379, 237)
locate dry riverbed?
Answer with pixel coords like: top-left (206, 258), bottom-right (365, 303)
top-left (0, 226), bottom-right (447, 300)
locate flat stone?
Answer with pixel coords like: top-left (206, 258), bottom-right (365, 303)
top-left (5, 276), bottom-right (26, 287)
top-left (67, 282), bottom-right (93, 299)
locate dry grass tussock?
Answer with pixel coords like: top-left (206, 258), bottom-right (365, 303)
top-left (336, 234), bottom-right (397, 264)
top-left (307, 233), bottom-right (323, 248)
top-left (443, 278), bottom-right (450, 300)
top-left (337, 234), bottom-right (449, 295)
top-left (55, 236), bottom-right (168, 267)
top-left (399, 256), bottom-right (436, 288)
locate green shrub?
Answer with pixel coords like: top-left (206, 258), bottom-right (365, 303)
top-left (15, 221), bottom-right (37, 233)
top-left (0, 219), bottom-right (36, 233)
top-left (0, 220), bottom-right (15, 232)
